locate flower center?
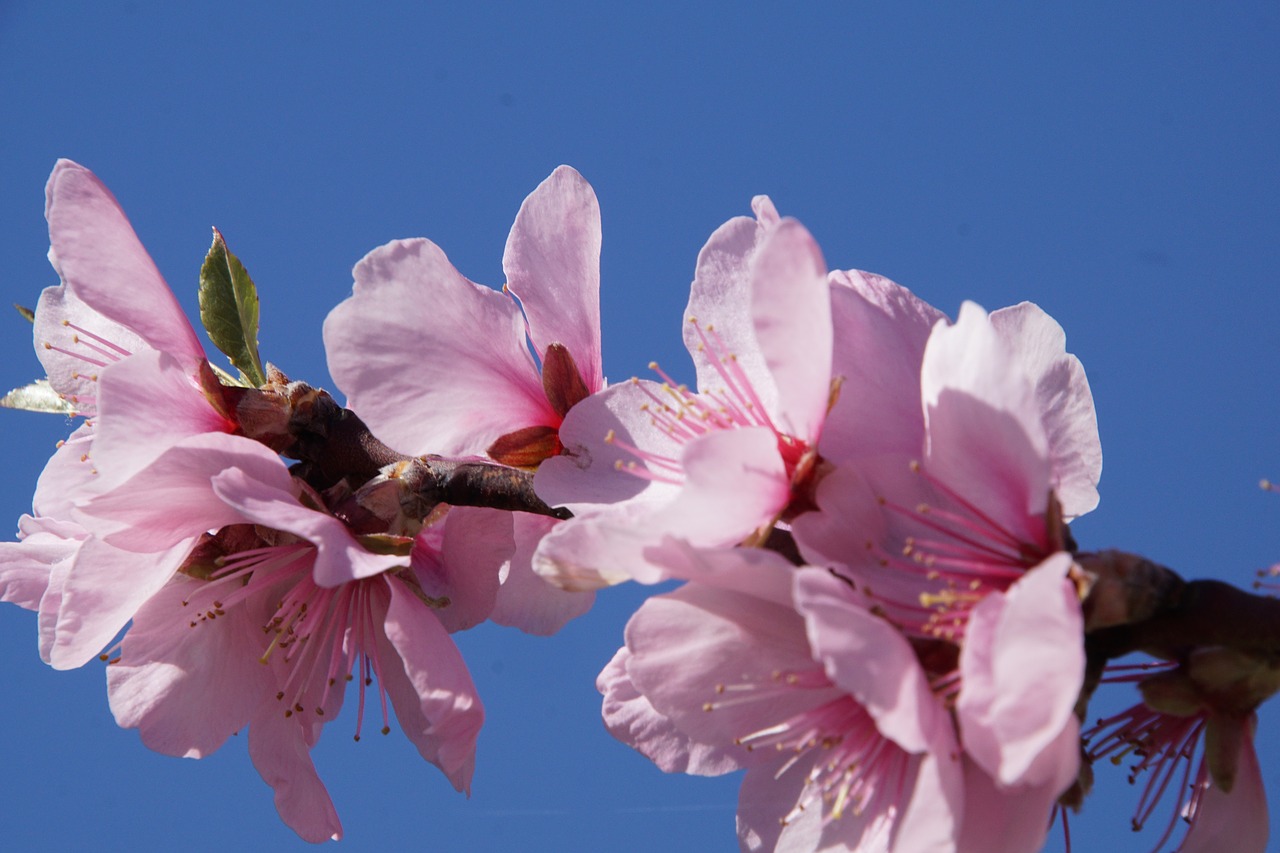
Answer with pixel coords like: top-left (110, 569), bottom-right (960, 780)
top-left (177, 534), bottom-right (398, 741)
top-left (860, 461), bottom-right (1058, 642)
top-left (607, 318), bottom-right (821, 500)
top-left (705, 665), bottom-right (916, 827)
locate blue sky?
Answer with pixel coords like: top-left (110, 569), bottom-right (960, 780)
top-left (1, 3), bottom-right (1278, 851)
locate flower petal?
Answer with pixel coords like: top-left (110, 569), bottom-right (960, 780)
top-left (503, 166), bottom-right (604, 391)
top-left (379, 579), bottom-right (484, 792)
top-left (210, 466), bottom-right (404, 586)
top-left (33, 284), bottom-right (146, 416)
top-left (90, 350), bottom-right (233, 491)
top-left (534, 427), bottom-right (788, 588)
top-left (106, 573), bottom-right (274, 758)
top-left (820, 270), bottom-right (944, 463)
top-left (1179, 730), bottom-right (1268, 853)
top-left (409, 507), bottom-right (508, 634)
top-left (489, 512), bottom-right (594, 635)
top-left (624, 580), bottom-right (841, 751)
top-left (77, 432), bottom-right (293, 549)
top-left (684, 199), bottom-right (778, 412)
top-left (922, 301), bottom-right (1051, 541)
top-left (989, 302), bottom-right (1102, 519)
top-left (44, 160), bottom-right (203, 365)
top-left (249, 701), bottom-right (343, 843)
top-left (50, 536), bottom-right (196, 670)
top-left (794, 567), bottom-right (952, 755)
top-left (749, 218), bottom-right (832, 441)
top-left (956, 756), bottom-right (1057, 853)
top-left (534, 378), bottom-right (681, 511)
top-left (597, 647), bottom-right (742, 777)
top-left (956, 552), bottom-right (1083, 790)
top-left (324, 237), bottom-right (551, 456)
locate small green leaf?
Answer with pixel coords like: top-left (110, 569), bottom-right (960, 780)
top-left (199, 228), bottom-right (266, 387)
top-left (14, 304), bottom-right (35, 323)
top-left (1, 379), bottom-right (76, 415)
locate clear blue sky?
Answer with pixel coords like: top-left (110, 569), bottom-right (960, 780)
top-left (2, 3), bottom-right (1278, 851)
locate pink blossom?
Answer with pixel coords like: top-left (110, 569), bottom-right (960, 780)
top-left (813, 272), bottom-right (1100, 519)
top-left (598, 543), bottom-right (966, 852)
top-left (532, 199), bottom-right (835, 589)
top-left (323, 166), bottom-right (605, 465)
top-left (73, 432), bottom-right (492, 841)
top-left (794, 301), bottom-right (1092, 806)
top-left (1, 161), bottom-right (236, 659)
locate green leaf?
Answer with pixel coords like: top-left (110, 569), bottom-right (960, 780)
top-left (199, 228), bottom-right (266, 387)
top-left (1, 379), bottom-right (76, 415)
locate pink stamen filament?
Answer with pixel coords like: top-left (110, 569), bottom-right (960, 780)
top-left (181, 539), bottom-right (395, 740)
top-left (43, 343), bottom-right (110, 368)
top-left (912, 461), bottom-right (1039, 553)
top-left (691, 320), bottom-right (778, 433)
top-left (882, 498), bottom-right (1027, 572)
top-left (1084, 704), bottom-right (1207, 848)
top-left (61, 321), bottom-right (133, 357)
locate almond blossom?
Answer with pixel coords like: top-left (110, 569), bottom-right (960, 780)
top-left (0, 161), bottom-right (237, 661)
top-left (532, 198), bottom-right (835, 589)
top-left (68, 432), bottom-right (494, 842)
top-left (793, 301), bottom-right (1097, 820)
top-left (597, 543), bottom-right (967, 852)
top-left (322, 166), bottom-right (601, 629)
top-left (323, 165), bottom-right (605, 465)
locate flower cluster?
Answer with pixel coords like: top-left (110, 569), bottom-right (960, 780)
top-left (1, 161), bottom-right (1274, 851)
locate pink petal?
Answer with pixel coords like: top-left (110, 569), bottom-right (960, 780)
top-left (249, 701), bottom-right (343, 843)
top-left (684, 206), bottom-right (779, 416)
top-left (90, 350), bottom-right (233, 491)
top-left (534, 378), bottom-right (682, 510)
top-left (36, 536), bottom-right (75, 664)
top-left (749, 218), bottom-right (832, 441)
top-left (794, 567), bottom-right (952, 755)
top-left (503, 165), bottom-right (604, 391)
top-left (891, 752), bottom-right (965, 853)
top-left (956, 756), bottom-right (1058, 853)
top-left (790, 463), bottom-right (888, 576)
top-left (597, 647), bottom-right (743, 776)
top-left (921, 302), bottom-right (1052, 543)
top-left (989, 302), bottom-right (1102, 519)
top-left (957, 552), bottom-right (1083, 790)
top-left (534, 427), bottom-right (789, 588)
top-left (489, 512), bottom-right (594, 635)
top-left (50, 536), bottom-right (196, 670)
top-left (32, 423), bottom-right (97, 518)
top-left (106, 573), bottom-right (274, 758)
top-left (44, 160), bottom-right (203, 365)
top-left (624, 580), bottom-right (841, 751)
top-left (645, 427), bottom-right (790, 549)
top-left (820, 270), bottom-right (944, 463)
top-left (409, 507), bottom-right (509, 634)
top-left (324, 237), bottom-right (551, 456)
top-left (1179, 729), bottom-right (1268, 853)
top-left (0, 517), bottom-right (79, 611)
top-left (379, 579), bottom-right (484, 792)
top-left (736, 751), bottom-right (824, 853)
top-left (34, 284), bottom-right (147, 416)
top-left (77, 432), bottom-right (293, 549)
top-left (210, 466), bottom-right (404, 586)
